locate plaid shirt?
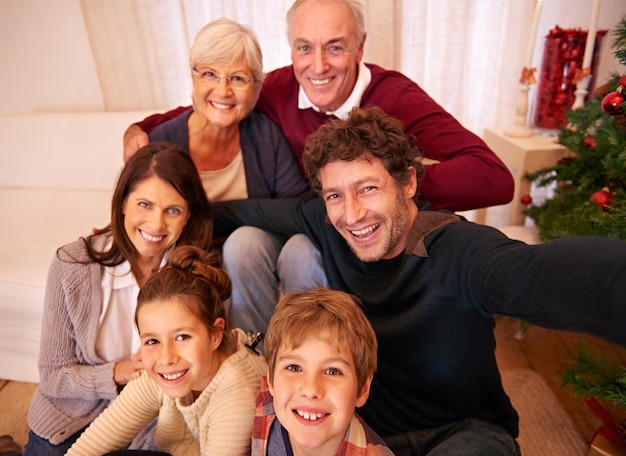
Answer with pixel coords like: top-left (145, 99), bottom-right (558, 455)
top-left (252, 376), bottom-right (394, 455)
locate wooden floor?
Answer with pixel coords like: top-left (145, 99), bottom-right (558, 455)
top-left (1, 315), bottom-right (625, 446)
top-left (494, 316), bottom-right (626, 443)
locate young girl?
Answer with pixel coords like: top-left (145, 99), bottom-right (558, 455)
top-left (24, 142), bottom-right (213, 455)
top-left (66, 245), bottom-right (267, 456)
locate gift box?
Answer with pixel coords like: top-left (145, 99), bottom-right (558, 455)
top-left (586, 397), bottom-right (626, 456)
top-left (588, 434), bottom-right (626, 456)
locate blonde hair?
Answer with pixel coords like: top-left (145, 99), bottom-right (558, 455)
top-left (265, 288), bottom-right (377, 391)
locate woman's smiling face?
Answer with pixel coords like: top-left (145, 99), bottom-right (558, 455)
top-left (191, 58), bottom-right (258, 130)
top-left (123, 176), bottom-right (190, 270)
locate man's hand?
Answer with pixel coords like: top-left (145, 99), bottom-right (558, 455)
top-left (123, 124), bottom-right (149, 162)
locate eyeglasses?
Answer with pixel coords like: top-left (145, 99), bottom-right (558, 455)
top-left (192, 68), bottom-right (257, 89)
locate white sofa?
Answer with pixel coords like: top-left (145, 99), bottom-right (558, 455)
top-left (0, 111), bottom-right (154, 383)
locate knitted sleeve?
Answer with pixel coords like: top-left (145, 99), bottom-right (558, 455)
top-left (66, 371), bottom-right (162, 455)
top-left (37, 242), bottom-right (119, 402)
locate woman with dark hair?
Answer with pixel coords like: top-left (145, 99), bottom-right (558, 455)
top-left (23, 142), bottom-right (213, 455)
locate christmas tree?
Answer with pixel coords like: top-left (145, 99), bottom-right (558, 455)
top-left (525, 16), bottom-right (626, 443)
top-left (525, 15), bottom-right (626, 241)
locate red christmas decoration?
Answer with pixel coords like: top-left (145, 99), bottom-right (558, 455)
top-left (583, 137), bottom-right (597, 148)
top-left (618, 75), bottom-right (626, 88)
top-left (590, 188), bottom-right (614, 210)
top-left (534, 26), bottom-right (607, 129)
top-left (520, 194), bottom-right (533, 205)
top-left (601, 91), bottom-right (625, 116)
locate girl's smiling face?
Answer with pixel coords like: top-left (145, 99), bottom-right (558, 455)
top-left (138, 296), bottom-right (224, 399)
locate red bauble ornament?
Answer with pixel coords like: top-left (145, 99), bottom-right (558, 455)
top-left (583, 137), bottom-right (596, 148)
top-left (618, 75), bottom-right (626, 88)
top-left (520, 194), bottom-right (532, 205)
top-left (590, 188), bottom-right (613, 210)
top-left (601, 91), bottom-right (625, 116)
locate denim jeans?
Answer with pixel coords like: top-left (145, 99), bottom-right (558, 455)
top-left (24, 418), bottom-right (158, 455)
top-left (24, 429), bottom-right (84, 456)
top-left (383, 418), bottom-right (521, 456)
top-left (222, 227), bottom-right (328, 351)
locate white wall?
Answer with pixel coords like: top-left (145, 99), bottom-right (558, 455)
top-left (0, 0), bottom-right (104, 115)
top-left (0, 0), bottom-right (624, 116)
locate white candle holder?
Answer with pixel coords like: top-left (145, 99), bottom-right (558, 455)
top-left (505, 69), bottom-right (536, 138)
top-left (505, 83), bottom-right (534, 137)
top-left (572, 73), bottom-right (591, 110)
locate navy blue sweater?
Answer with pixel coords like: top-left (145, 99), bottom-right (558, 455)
top-left (150, 110), bottom-right (314, 199)
top-left (212, 197), bottom-right (626, 438)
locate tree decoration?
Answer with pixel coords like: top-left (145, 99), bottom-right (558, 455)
top-left (525, 14), bottom-right (626, 240)
top-left (534, 26), bottom-right (607, 129)
top-left (583, 136), bottom-right (597, 148)
top-left (590, 187), bottom-right (614, 210)
top-left (602, 89), bottom-right (625, 116)
top-left (520, 194), bottom-right (533, 205)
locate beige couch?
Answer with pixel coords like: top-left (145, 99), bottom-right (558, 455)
top-left (0, 111), bottom-right (153, 383)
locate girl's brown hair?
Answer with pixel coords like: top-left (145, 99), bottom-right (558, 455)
top-left (136, 245), bottom-right (235, 353)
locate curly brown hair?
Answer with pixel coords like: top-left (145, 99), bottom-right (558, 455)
top-left (303, 106), bottom-right (424, 198)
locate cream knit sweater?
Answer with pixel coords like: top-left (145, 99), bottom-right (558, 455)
top-left (66, 329), bottom-right (267, 456)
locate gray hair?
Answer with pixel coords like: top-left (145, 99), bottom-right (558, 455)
top-left (286, 0), bottom-right (366, 47)
top-left (189, 17), bottom-right (265, 84)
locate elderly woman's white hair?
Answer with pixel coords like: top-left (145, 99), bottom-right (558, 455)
top-left (189, 17), bottom-right (265, 84)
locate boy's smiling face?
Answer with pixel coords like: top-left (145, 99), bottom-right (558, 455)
top-left (267, 331), bottom-right (372, 455)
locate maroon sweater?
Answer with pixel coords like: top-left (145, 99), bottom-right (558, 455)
top-left (137, 63), bottom-right (513, 211)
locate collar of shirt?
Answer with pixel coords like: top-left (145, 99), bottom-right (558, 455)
top-left (297, 61), bottom-right (371, 119)
top-left (106, 245), bottom-right (173, 290)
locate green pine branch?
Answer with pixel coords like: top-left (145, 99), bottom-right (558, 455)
top-left (612, 13), bottom-right (626, 66)
top-left (561, 345), bottom-right (626, 410)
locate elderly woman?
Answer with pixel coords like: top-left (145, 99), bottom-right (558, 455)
top-left (149, 17), bottom-right (312, 202)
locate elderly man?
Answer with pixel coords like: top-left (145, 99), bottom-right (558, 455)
top-left (210, 106), bottom-right (625, 455)
top-left (123, 0), bottom-right (514, 343)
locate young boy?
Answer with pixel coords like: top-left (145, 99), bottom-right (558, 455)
top-left (252, 288), bottom-right (393, 456)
